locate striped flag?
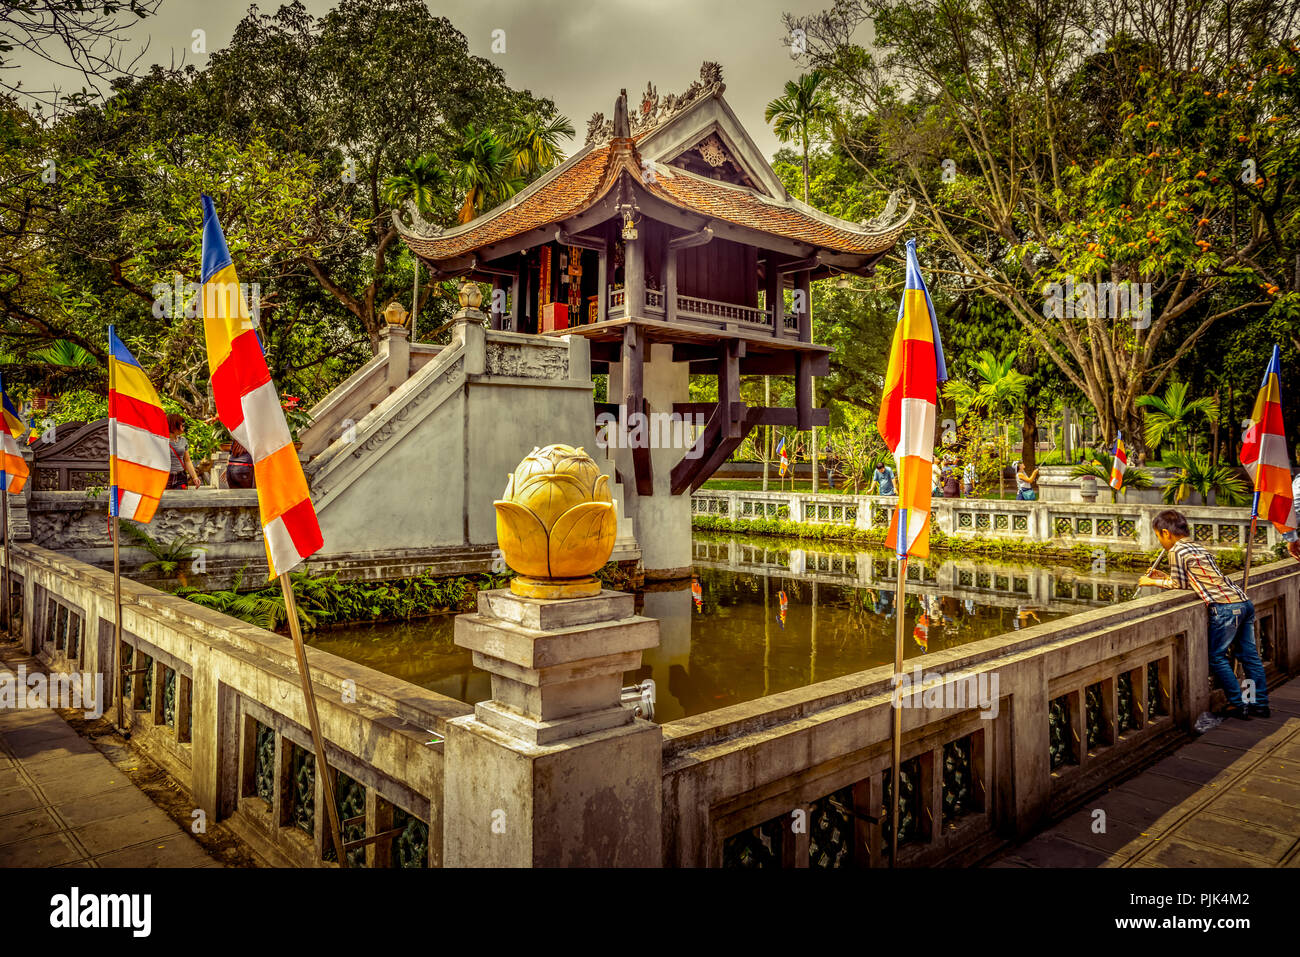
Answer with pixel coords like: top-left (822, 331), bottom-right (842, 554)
top-left (107, 326), bottom-right (171, 523)
top-left (0, 378), bottom-right (29, 494)
top-left (777, 436), bottom-right (789, 477)
top-left (1240, 343), bottom-right (1294, 533)
top-left (200, 195), bottom-right (322, 577)
top-left (1109, 431), bottom-right (1128, 491)
top-left (877, 239), bottom-right (947, 558)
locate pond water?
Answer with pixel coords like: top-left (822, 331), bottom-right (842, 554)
top-left (309, 532), bottom-right (1146, 724)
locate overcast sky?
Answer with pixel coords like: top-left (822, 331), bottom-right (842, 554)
top-left (16, 0), bottom-right (859, 161)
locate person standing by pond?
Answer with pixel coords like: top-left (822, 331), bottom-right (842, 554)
top-left (869, 461), bottom-right (896, 496)
top-left (1014, 460), bottom-right (1038, 500)
top-left (1139, 509), bottom-right (1269, 720)
top-left (165, 413), bottom-right (202, 489)
top-left (223, 439), bottom-right (255, 489)
top-left (963, 458), bottom-right (976, 497)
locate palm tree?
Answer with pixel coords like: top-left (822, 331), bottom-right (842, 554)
top-left (1069, 448), bottom-right (1154, 503)
top-left (1136, 382), bottom-right (1219, 458)
top-left (381, 153), bottom-right (452, 220)
top-left (944, 351), bottom-right (1031, 498)
top-left (505, 113), bottom-right (575, 179)
top-left (764, 71), bottom-right (836, 204)
top-left (1162, 451), bottom-right (1249, 506)
top-left (452, 125), bottom-right (524, 224)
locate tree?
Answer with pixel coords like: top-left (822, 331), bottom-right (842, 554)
top-left (452, 124), bottom-right (524, 224)
top-left (0, 0), bottom-right (161, 107)
top-left (945, 351), bottom-right (1030, 498)
top-left (788, 0), bottom-right (1300, 447)
top-left (765, 71), bottom-right (835, 205)
top-left (506, 113), bottom-right (576, 179)
top-left (1135, 381), bottom-right (1219, 456)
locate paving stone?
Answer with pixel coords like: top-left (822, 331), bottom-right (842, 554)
top-left (23, 751), bottom-right (108, 782)
top-left (1146, 754), bottom-right (1234, 786)
top-left (0, 807), bottom-right (61, 845)
top-left (1208, 791), bottom-right (1300, 833)
top-left (1177, 812), bottom-right (1296, 863)
top-left (53, 785), bottom-right (155, 829)
top-left (93, 833), bottom-right (214, 868)
top-left (1047, 808), bottom-right (1147, 854)
top-left (1253, 758), bottom-right (1300, 784)
top-left (31, 770), bottom-right (132, 805)
top-left (0, 766), bottom-right (19, 790)
top-left (6, 735), bottom-right (94, 763)
top-left (1116, 769), bottom-right (1203, 805)
top-left (1232, 771), bottom-right (1300, 807)
top-left (0, 831), bottom-right (84, 867)
top-left (997, 834), bottom-right (1110, 868)
top-left (0, 785), bottom-right (42, 815)
top-left (1088, 789), bottom-right (1185, 836)
top-left (1141, 836), bottom-right (1267, 868)
top-left (72, 810), bottom-right (182, 857)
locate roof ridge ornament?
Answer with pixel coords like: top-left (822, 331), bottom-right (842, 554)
top-left (860, 188), bottom-right (915, 231)
top-left (392, 198), bottom-right (445, 239)
top-left (584, 60), bottom-right (726, 145)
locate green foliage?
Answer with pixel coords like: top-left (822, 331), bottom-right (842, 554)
top-left (1135, 382), bottom-right (1219, 454)
top-left (118, 522), bottom-right (197, 578)
top-left (1161, 451), bottom-right (1250, 506)
top-left (1069, 447), bottom-right (1155, 501)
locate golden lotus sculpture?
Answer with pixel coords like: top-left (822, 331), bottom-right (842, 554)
top-left (495, 444), bottom-right (618, 598)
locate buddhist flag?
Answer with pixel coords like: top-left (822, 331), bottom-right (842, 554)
top-left (1109, 431), bottom-right (1128, 491)
top-left (1240, 344), bottom-right (1294, 533)
top-left (200, 195), bottom-right (322, 577)
top-left (777, 436), bottom-right (789, 477)
top-left (0, 378), bottom-right (29, 494)
top-left (107, 326), bottom-right (171, 523)
top-left (877, 239), bottom-right (947, 558)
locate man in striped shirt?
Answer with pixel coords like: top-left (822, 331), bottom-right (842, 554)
top-left (1139, 510), bottom-right (1269, 720)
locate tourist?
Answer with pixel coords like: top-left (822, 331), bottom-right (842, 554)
top-left (1140, 510), bottom-right (1269, 720)
top-left (963, 458), bottom-right (976, 497)
top-left (869, 461), bottom-right (896, 496)
top-left (223, 440), bottom-right (255, 489)
top-left (1014, 460), bottom-right (1038, 500)
top-left (932, 459), bottom-right (944, 495)
top-left (165, 413), bottom-right (202, 489)
top-left (942, 466), bottom-right (960, 498)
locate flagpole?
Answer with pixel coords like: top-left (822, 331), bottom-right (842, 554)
top-left (112, 514), bottom-right (126, 730)
top-left (279, 572), bottom-right (348, 868)
top-left (1242, 497), bottom-right (1259, 592)
top-left (1, 487), bottom-right (10, 635)
top-left (889, 553), bottom-right (907, 868)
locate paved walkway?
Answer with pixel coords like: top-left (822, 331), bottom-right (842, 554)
top-left (992, 679), bottom-right (1300, 867)
top-left (0, 664), bottom-right (219, 867)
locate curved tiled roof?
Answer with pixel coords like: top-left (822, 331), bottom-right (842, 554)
top-left (397, 102), bottom-right (911, 263)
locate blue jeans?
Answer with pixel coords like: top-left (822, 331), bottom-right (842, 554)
top-left (1207, 601), bottom-right (1268, 707)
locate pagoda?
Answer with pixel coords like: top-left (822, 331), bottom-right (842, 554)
top-left (396, 62), bottom-right (912, 577)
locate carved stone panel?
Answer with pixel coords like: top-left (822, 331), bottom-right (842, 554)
top-left (484, 343), bottom-right (568, 380)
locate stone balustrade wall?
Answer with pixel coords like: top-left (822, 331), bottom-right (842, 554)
top-left (692, 489), bottom-right (1281, 554)
top-left (660, 557), bottom-right (1300, 867)
top-left (4, 540), bottom-right (473, 867)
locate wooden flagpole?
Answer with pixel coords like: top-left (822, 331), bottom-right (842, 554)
top-left (1, 488), bottom-right (10, 635)
top-left (889, 554), bottom-right (907, 868)
top-left (1241, 514), bottom-right (1259, 593)
top-left (279, 572), bottom-right (348, 867)
top-left (112, 513), bottom-right (126, 730)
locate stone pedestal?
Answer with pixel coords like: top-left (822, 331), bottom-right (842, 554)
top-left (443, 587), bottom-right (662, 867)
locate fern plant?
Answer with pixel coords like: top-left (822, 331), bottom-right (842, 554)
top-left (119, 522), bottom-right (198, 579)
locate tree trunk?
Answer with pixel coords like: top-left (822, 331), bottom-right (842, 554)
top-left (1021, 405), bottom-right (1039, 481)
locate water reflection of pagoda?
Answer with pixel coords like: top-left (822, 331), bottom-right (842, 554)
top-left (397, 63), bottom-right (911, 576)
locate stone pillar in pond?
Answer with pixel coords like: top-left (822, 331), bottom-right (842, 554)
top-left (441, 444), bottom-right (663, 866)
top-left (606, 343), bottom-right (693, 580)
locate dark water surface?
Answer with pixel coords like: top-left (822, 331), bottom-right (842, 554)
top-left (310, 533), bottom-right (1144, 723)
